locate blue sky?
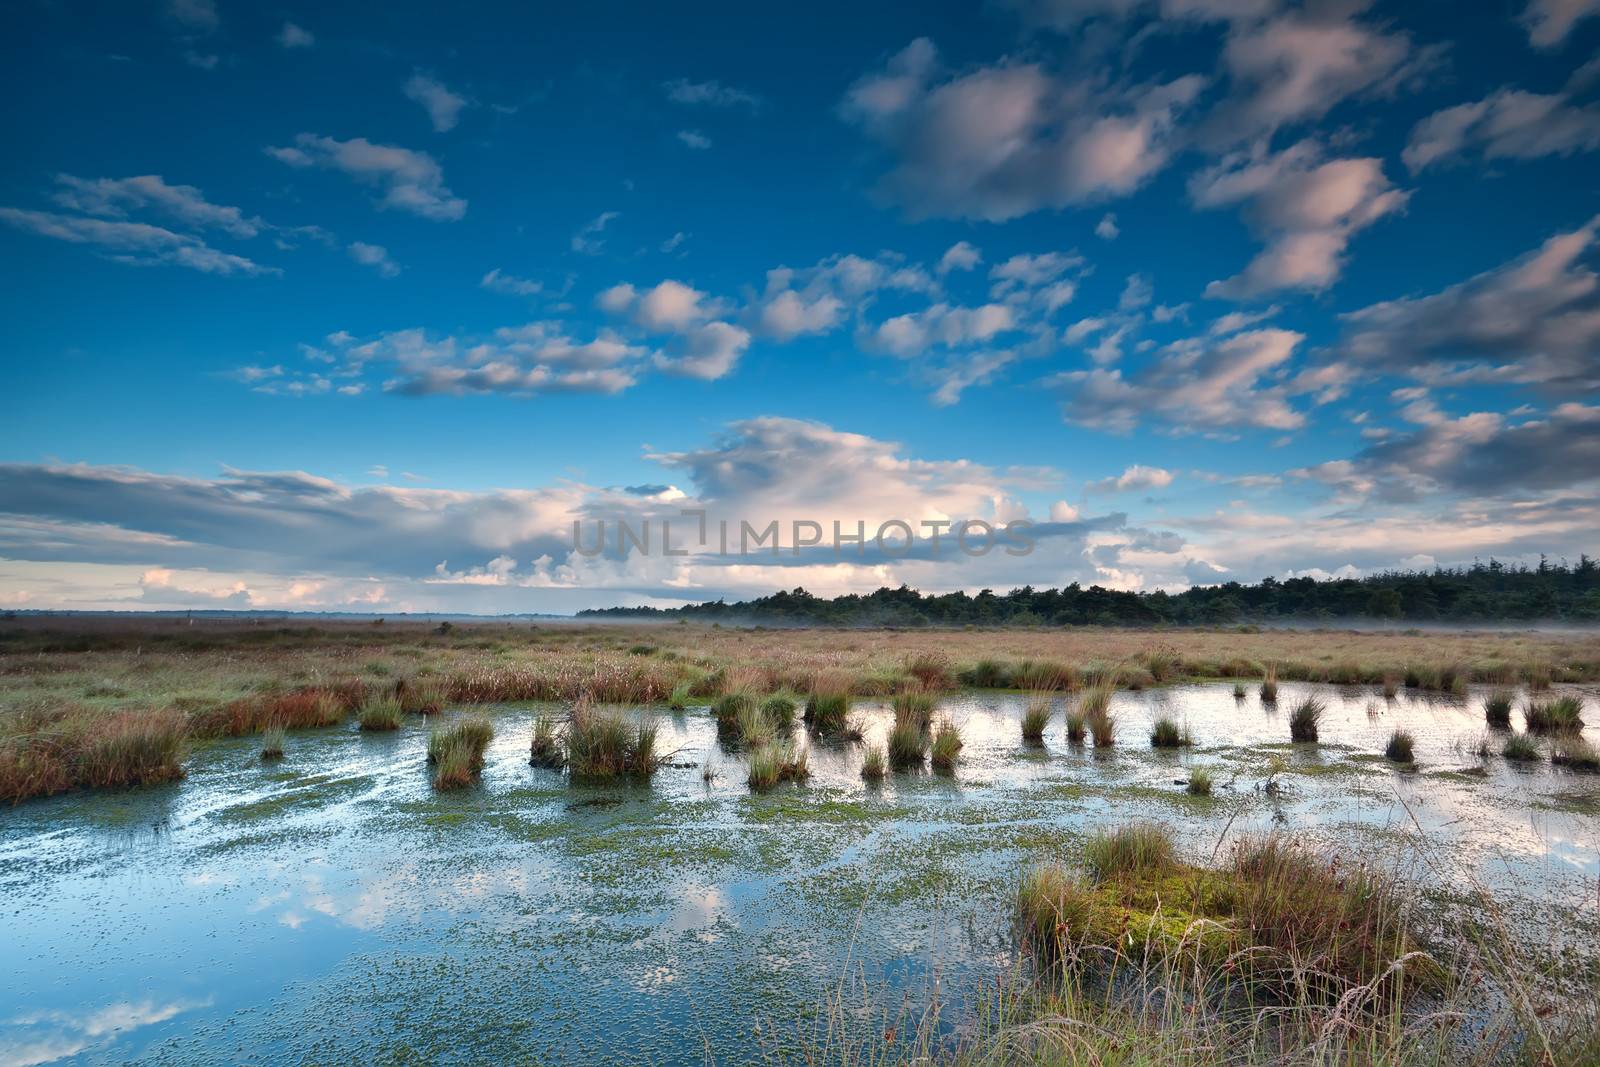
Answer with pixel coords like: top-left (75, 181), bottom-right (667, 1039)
top-left (3, 0), bottom-right (1599, 613)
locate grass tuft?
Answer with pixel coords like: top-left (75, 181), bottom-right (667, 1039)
top-left (1084, 822), bottom-right (1177, 880)
top-left (805, 690), bottom-right (851, 736)
top-left (529, 715), bottom-right (563, 768)
top-left (1502, 732), bottom-right (1541, 762)
top-left (1288, 696), bottom-right (1324, 742)
top-left (260, 726), bottom-right (285, 761)
top-left (566, 703), bottom-right (661, 780)
top-left (930, 720), bottom-right (962, 771)
top-left (357, 696), bottom-right (404, 732)
top-left (1149, 716), bottom-right (1194, 749)
top-left (1187, 767), bottom-right (1213, 795)
top-left (1524, 695), bottom-right (1584, 734)
top-left (860, 744), bottom-right (887, 782)
top-left (1383, 728), bottom-right (1414, 764)
top-left (427, 715), bottom-right (493, 789)
top-left (1484, 690), bottom-right (1514, 728)
top-left (1260, 665), bottom-right (1278, 704)
top-left (746, 741), bottom-right (809, 790)
top-left (1021, 695), bottom-right (1050, 743)
top-left (888, 720), bottom-right (928, 770)
top-left (1551, 734), bottom-right (1600, 771)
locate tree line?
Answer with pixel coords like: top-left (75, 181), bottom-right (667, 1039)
top-left (579, 557), bottom-right (1600, 626)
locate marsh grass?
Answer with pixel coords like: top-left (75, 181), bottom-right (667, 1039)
top-left (1064, 708), bottom-right (1086, 744)
top-left (1083, 822), bottom-right (1176, 880)
top-left (1187, 767), bottom-right (1213, 795)
top-left (566, 703), bottom-right (661, 780)
top-left (1232, 682), bottom-right (1246, 700)
top-left (357, 696), bottom-right (404, 732)
top-left (427, 715), bottom-right (493, 789)
top-left (891, 692), bottom-right (935, 732)
top-left (1012, 658), bottom-right (1076, 691)
top-left (1148, 716), bottom-right (1193, 749)
top-left (1502, 732), bottom-right (1541, 762)
top-left (735, 700), bottom-right (776, 748)
top-left (1260, 665), bottom-right (1278, 704)
top-left (806, 691), bottom-right (851, 736)
top-left (1524, 695), bottom-right (1584, 734)
top-left (1020, 695), bottom-right (1050, 743)
top-left (1288, 696), bottom-right (1325, 742)
top-left (760, 693), bottom-right (798, 730)
top-left (397, 676), bottom-right (447, 715)
top-left (860, 744), bottom-right (887, 782)
top-left (747, 742), bottom-right (809, 790)
top-left (1087, 705), bottom-right (1116, 748)
top-left (529, 715), bottom-right (563, 768)
top-left (889, 720), bottom-right (928, 770)
top-left (1484, 690), bottom-right (1514, 728)
top-left (1381, 671), bottom-right (1401, 699)
top-left (668, 681), bottom-right (691, 711)
top-left (260, 726), bottom-right (285, 761)
top-left (1551, 734), bottom-right (1600, 771)
top-left (930, 720), bottom-right (962, 771)
top-left (1384, 729), bottom-right (1415, 764)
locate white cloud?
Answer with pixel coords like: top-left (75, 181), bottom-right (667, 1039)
top-left (277, 22), bottom-right (314, 49)
top-left (663, 78), bottom-right (763, 110)
top-left (1521, 0), bottom-right (1600, 47)
top-left (167, 0), bottom-right (218, 32)
top-left (1404, 88), bottom-right (1600, 172)
top-left (1088, 465), bottom-right (1175, 493)
top-left (51, 174), bottom-right (264, 238)
top-left (937, 240), bottom-right (982, 274)
top-left (1095, 213), bottom-right (1119, 239)
top-left (571, 210), bottom-right (619, 254)
top-left (603, 279), bottom-right (717, 331)
top-left (1049, 327), bottom-right (1310, 433)
top-left (0, 207), bottom-right (278, 276)
top-left (1191, 140), bottom-right (1408, 298)
top-left (266, 134), bottom-right (467, 221)
top-left (347, 241), bottom-right (400, 278)
top-left (840, 37), bottom-right (1205, 221)
top-left (653, 321), bottom-right (751, 380)
top-left (872, 303), bottom-right (1017, 357)
top-left (404, 73), bottom-right (469, 132)
top-left (1331, 216), bottom-right (1600, 392)
top-left (480, 268), bottom-right (542, 296)
top-left (676, 129), bottom-right (712, 149)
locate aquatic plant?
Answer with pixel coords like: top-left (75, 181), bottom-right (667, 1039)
top-left (759, 694), bottom-right (797, 730)
top-left (930, 720), bottom-right (962, 771)
top-left (1087, 704), bottom-right (1117, 748)
top-left (260, 726), bottom-right (285, 761)
top-left (529, 715), bottom-right (563, 768)
top-left (1020, 695), bottom-right (1050, 742)
top-left (1013, 658), bottom-right (1076, 691)
top-left (1260, 665), bottom-right (1278, 704)
top-left (357, 696), bottom-right (404, 732)
top-left (668, 682), bottom-right (691, 711)
top-left (1141, 647), bottom-right (1181, 683)
top-left (1187, 767), bottom-right (1213, 795)
top-left (891, 691), bottom-right (934, 732)
top-left (1551, 735), bottom-right (1600, 771)
top-left (805, 690), bottom-right (851, 736)
top-left (1384, 729), bottom-right (1415, 764)
top-left (427, 715), bottom-right (493, 789)
top-left (1484, 690), bottom-right (1514, 728)
top-left (1149, 716), bottom-right (1193, 749)
top-left (1524, 695), bottom-right (1584, 734)
top-left (1232, 682), bottom-right (1246, 700)
top-left (735, 700), bottom-right (775, 748)
top-left (860, 744), bottom-right (887, 782)
top-left (959, 658), bottom-right (1012, 688)
top-left (1287, 696), bottom-right (1324, 742)
top-left (713, 691), bottom-right (758, 734)
top-left (747, 742), bottom-right (809, 790)
top-left (565, 704), bottom-right (661, 780)
top-left (1064, 708), bottom-right (1087, 744)
top-left (1084, 822), bottom-right (1176, 880)
top-left (903, 651), bottom-right (953, 691)
top-left (888, 720), bottom-right (927, 770)
top-left (397, 676), bottom-right (447, 715)
top-left (1502, 732), bottom-right (1541, 762)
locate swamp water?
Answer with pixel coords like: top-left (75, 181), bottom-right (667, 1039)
top-left (2, 683), bottom-right (1597, 1064)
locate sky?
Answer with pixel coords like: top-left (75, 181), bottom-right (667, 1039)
top-left (2, 0), bottom-right (1599, 614)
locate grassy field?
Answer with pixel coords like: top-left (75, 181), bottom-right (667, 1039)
top-left (3, 614), bottom-right (1598, 804)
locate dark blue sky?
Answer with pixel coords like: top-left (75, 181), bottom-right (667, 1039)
top-left (3, 0), bottom-right (1598, 612)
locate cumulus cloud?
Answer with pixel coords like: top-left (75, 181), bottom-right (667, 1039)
top-left (1297, 403), bottom-right (1600, 499)
top-left (1203, 3), bottom-right (1440, 145)
top-left (266, 134), bottom-right (467, 220)
top-left (1331, 216), bottom-right (1600, 392)
top-left (405, 73), bottom-right (469, 132)
top-left (1095, 213), bottom-right (1119, 239)
top-left (937, 240), bottom-right (982, 274)
top-left (167, 0), bottom-right (218, 32)
top-left (840, 37), bottom-right (1205, 221)
top-left (872, 303), bottom-right (1017, 357)
top-left (1088, 464), bottom-right (1175, 493)
top-left (1521, 0), bottom-right (1600, 47)
top-left (652, 321), bottom-right (751, 380)
top-left (676, 129), bottom-right (712, 149)
top-left (0, 207), bottom-right (278, 276)
top-left (1403, 88), bottom-right (1600, 172)
top-left (1048, 327), bottom-right (1311, 433)
top-left (347, 241), bottom-right (399, 278)
top-left (1190, 140), bottom-right (1408, 298)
